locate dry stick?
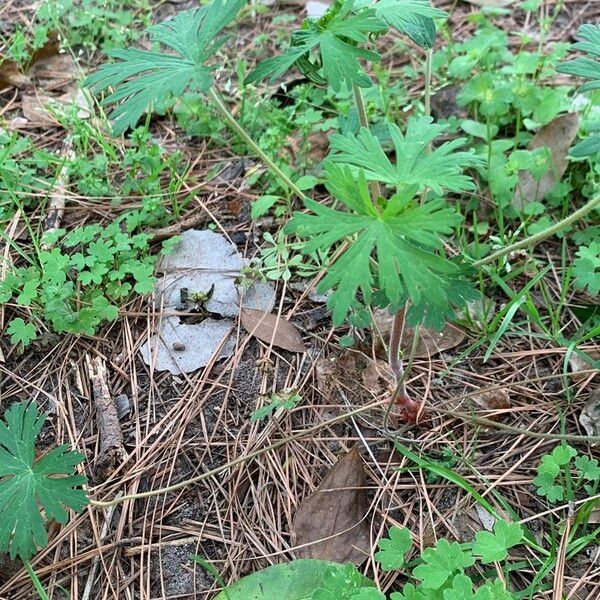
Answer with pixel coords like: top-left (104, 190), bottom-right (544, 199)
top-left (41, 136), bottom-right (74, 250)
top-left (85, 354), bottom-right (125, 478)
top-left (90, 399), bottom-right (389, 508)
top-left (472, 192), bottom-right (600, 268)
top-left (552, 502), bottom-right (573, 600)
top-left (208, 87), bottom-right (309, 204)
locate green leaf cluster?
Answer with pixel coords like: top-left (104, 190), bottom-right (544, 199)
top-left (0, 216), bottom-right (169, 346)
top-left (247, 0), bottom-right (446, 91)
top-left (573, 242), bottom-right (600, 296)
top-left (86, 0), bottom-right (245, 134)
top-left (0, 402), bottom-right (88, 560)
top-left (534, 444), bottom-right (600, 503)
top-left (286, 117), bottom-right (482, 329)
top-left (557, 24), bottom-right (600, 157)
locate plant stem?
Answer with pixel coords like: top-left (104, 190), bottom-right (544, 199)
top-left (23, 559), bottom-right (49, 600)
top-left (352, 83), bottom-right (382, 200)
top-left (424, 49), bottom-right (433, 118)
top-left (352, 83), bottom-right (412, 398)
top-left (208, 87), bottom-right (309, 204)
top-left (388, 307), bottom-right (410, 400)
top-left (473, 193), bottom-right (600, 268)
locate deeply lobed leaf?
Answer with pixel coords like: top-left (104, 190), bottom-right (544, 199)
top-left (330, 117), bottom-right (483, 195)
top-left (86, 0), bottom-right (245, 134)
top-left (286, 163), bottom-right (468, 326)
top-left (0, 402), bottom-right (88, 560)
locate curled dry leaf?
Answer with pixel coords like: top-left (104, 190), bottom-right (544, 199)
top-left (580, 387), bottom-right (600, 440)
top-left (292, 446), bottom-right (370, 564)
top-left (470, 388), bottom-right (511, 421)
top-left (240, 308), bottom-right (307, 353)
top-left (513, 113), bottom-right (579, 209)
top-left (569, 349), bottom-right (599, 383)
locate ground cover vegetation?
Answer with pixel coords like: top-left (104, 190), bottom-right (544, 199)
top-left (0, 0), bottom-right (598, 598)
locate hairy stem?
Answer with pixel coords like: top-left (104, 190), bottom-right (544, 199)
top-left (209, 87), bottom-right (309, 204)
top-left (352, 83), bottom-right (382, 200)
top-left (473, 193), bottom-right (600, 268)
top-left (388, 307), bottom-right (410, 400)
top-left (23, 560), bottom-right (49, 600)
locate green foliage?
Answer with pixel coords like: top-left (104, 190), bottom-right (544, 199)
top-left (215, 522), bottom-right (523, 599)
top-left (6, 318), bottom-right (38, 347)
top-left (472, 520), bottom-right (523, 564)
top-left (286, 119), bottom-right (481, 329)
top-left (0, 216), bottom-right (170, 346)
top-left (412, 539), bottom-right (475, 590)
top-left (246, 1), bottom-right (387, 91)
top-left (375, 526), bottom-right (412, 571)
top-left (251, 390), bottom-right (302, 422)
top-left (573, 242), bottom-right (600, 296)
top-left (0, 402), bottom-right (88, 560)
top-left (0, 0), bottom-right (151, 63)
top-left (246, 0), bottom-right (445, 90)
top-left (212, 559), bottom-right (376, 599)
top-left (557, 24), bottom-right (600, 158)
top-left (329, 118), bottom-right (482, 194)
top-left (534, 445), bottom-right (600, 503)
top-left (86, 0), bottom-right (245, 134)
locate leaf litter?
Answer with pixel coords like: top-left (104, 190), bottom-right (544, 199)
top-left (292, 446), bottom-right (370, 565)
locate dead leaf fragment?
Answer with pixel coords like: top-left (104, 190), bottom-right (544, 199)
top-left (513, 113), bottom-right (580, 209)
top-left (293, 446), bottom-right (370, 564)
top-left (241, 309), bottom-right (307, 353)
top-left (470, 388), bottom-right (510, 416)
top-left (569, 349), bottom-right (599, 383)
top-left (580, 387), bottom-right (600, 440)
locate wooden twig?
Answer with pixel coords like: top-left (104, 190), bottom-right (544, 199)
top-left (85, 354), bottom-right (125, 480)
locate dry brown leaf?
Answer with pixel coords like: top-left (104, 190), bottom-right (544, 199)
top-left (241, 308), bottom-right (307, 353)
top-left (471, 388), bottom-right (510, 416)
top-left (0, 60), bottom-right (31, 88)
top-left (292, 446), bottom-right (370, 564)
top-left (513, 113), bottom-right (579, 209)
top-left (580, 387), bottom-right (600, 440)
top-left (21, 88), bottom-right (91, 125)
top-left (569, 349), bottom-right (599, 383)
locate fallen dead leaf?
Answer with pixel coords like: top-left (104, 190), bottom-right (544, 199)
top-left (513, 113), bottom-right (580, 209)
top-left (470, 388), bottom-right (511, 416)
top-left (293, 446), bottom-right (370, 564)
top-left (20, 88), bottom-right (91, 125)
top-left (569, 349), bottom-right (599, 383)
top-left (241, 308), bottom-right (307, 353)
top-left (580, 387), bottom-right (600, 440)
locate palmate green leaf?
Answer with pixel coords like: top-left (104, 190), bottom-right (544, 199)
top-left (0, 402), bottom-right (88, 560)
top-left (557, 24), bottom-right (600, 92)
top-left (246, 1), bottom-right (387, 90)
top-left (86, 0), bottom-right (245, 134)
top-left (375, 526), bottom-right (412, 571)
top-left (286, 164), bottom-right (464, 325)
top-left (472, 520), bottom-right (523, 564)
top-left (411, 539), bottom-right (475, 590)
top-left (330, 117), bottom-right (483, 195)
